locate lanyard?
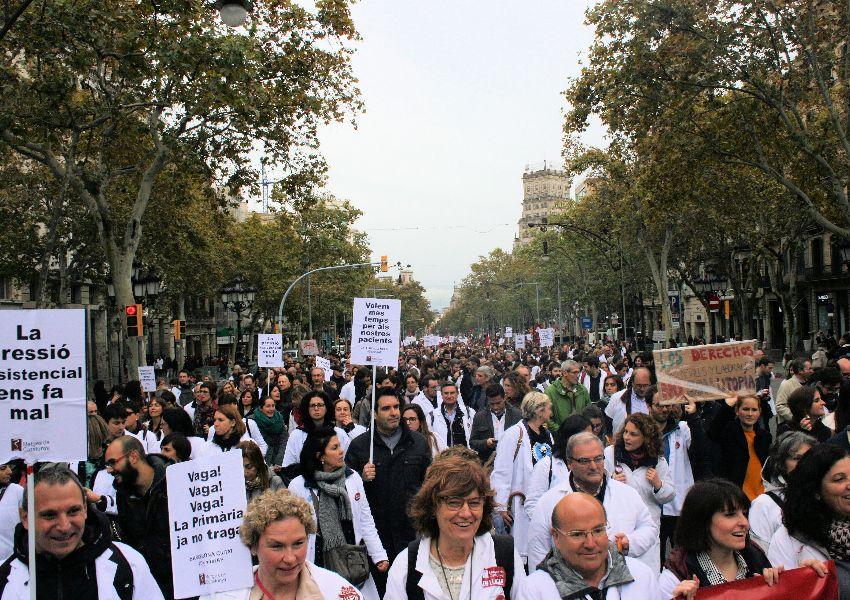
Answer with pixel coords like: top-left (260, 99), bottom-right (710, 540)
top-left (255, 572), bottom-right (277, 599)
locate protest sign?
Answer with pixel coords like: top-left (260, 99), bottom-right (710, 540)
top-left (0, 309), bottom-right (87, 464)
top-left (168, 451), bottom-right (253, 599)
top-left (449, 335), bottom-right (456, 343)
top-left (350, 298), bottom-right (401, 367)
top-left (505, 327), bottom-right (513, 338)
top-left (423, 335), bottom-right (439, 348)
top-left (498, 337), bottom-right (505, 346)
top-left (315, 356), bottom-right (332, 381)
top-left (138, 366), bottom-right (156, 393)
top-left (300, 339), bottom-right (319, 356)
top-left (538, 328), bottom-right (554, 347)
top-left (257, 334), bottom-right (283, 367)
top-left (654, 340), bottom-right (757, 405)
top-left (514, 335), bottom-right (526, 350)
top-left (695, 562), bottom-right (838, 600)
top-left (403, 336), bottom-right (417, 347)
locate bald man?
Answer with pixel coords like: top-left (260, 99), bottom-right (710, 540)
top-left (516, 493), bottom-right (658, 599)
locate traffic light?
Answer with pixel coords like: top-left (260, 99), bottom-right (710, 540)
top-left (380, 255), bottom-right (388, 272)
top-left (173, 319), bottom-right (187, 340)
top-left (125, 304), bottom-right (143, 337)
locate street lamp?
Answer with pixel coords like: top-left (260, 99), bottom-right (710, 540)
top-left (220, 276), bottom-right (256, 362)
top-left (215, 0), bottom-right (252, 27)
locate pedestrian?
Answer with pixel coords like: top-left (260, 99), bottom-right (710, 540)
top-left (288, 429), bottom-right (388, 600)
top-left (334, 397), bottom-right (367, 443)
top-left (429, 382), bottom-right (475, 448)
top-left (247, 395), bottom-right (288, 466)
top-left (604, 367), bottom-right (653, 437)
top-left (238, 387), bottom-right (259, 419)
top-left (775, 358), bottom-right (812, 424)
top-left (161, 406), bottom-right (207, 458)
top-left (777, 386), bottom-right (833, 442)
top-left (469, 383), bottom-right (522, 464)
top-left (199, 489), bottom-right (364, 600)
top-left (0, 464), bottom-right (163, 599)
top-left (239, 440), bottom-right (285, 503)
top-left (159, 432), bottom-right (192, 463)
top-left (402, 403), bottom-right (446, 457)
top-left (544, 360), bottom-right (590, 431)
top-left (282, 391), bottom-right (351, 470)
top-left (384, 455), bottom-right (526, 600)
top-left (201, 404), bottom-right (253, 455)
top-left (0, 462), bottom-right (23, 562)
top-left (184, 381), bottom-right (216, 438)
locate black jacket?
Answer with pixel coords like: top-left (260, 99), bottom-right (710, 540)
top-left (115, 453), bottom-right (173, 598)
top-left (708, 402), bottom-right (771, 488)
top-left (345, 425), bottom-right (431, 559)
top-left (469, 406), bottom-right (523, 463)
top-left (664, 540), bottom-right (771, 587)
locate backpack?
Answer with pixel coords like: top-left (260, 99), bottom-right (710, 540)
top-left (405, 534), bottom-right (515, 600)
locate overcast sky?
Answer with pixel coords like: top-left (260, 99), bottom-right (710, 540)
top-left (314, 0), bottom-right (604, 311)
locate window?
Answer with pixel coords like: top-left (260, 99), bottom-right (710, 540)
top-left (0, 278), bottom-right (8, 300)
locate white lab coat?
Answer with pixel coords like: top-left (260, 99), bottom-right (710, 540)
top-left (92, 469), bottom-right (117, 515)
top-left (524, 457), bottom-right (570, 521)
top-left (603, 446), bottom-right (675, 572)
top-left (339, 423), bottom-right (368, 444)
top-left (749, 490), bottom-right (783, 553)
top-left (491, 421), bottom-right (552, 559)
top-left (133, 427), bottom-right (163, 455)
top-left (658, 422), bottom-right (694, 517)
top-left (385, 533), bottom-right (526, 600)
top-left (288, 471), bottom-right (388, 600)
top-left (604, 390), bottom-right (650, 437)
top-left (199, 562), bottom-right (363, 600)
top-left (517, 555), bottom-right (659, 600)
top-left (0, 483), bottom-right (23, 560)
top-left (429, 401), bottom-right (475, 448)
top-left (197, 430), bottom-right (260, 458)
top-left (526, 477), bottom-right (658, 572)
top-left (204, 418), bottom-right (269, 457)
top-left (767, 525), bottom-right (829, 568)
top-left (580, 371), bottom-right (607, 400)
top-left (282, 427), bottom-right (351, 468)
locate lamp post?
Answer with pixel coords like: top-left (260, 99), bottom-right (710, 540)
top-left (220, 276), bottom-right (256, 364)
top-left (215, 0), bottom-right (253, 27)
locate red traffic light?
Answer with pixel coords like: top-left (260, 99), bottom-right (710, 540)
top-left (125, 305), bottom-right (138, 316)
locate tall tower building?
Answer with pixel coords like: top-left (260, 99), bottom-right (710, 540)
top-left (516, 162), bottom-right (572, 246)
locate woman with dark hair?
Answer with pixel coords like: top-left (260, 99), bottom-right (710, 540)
top-left (777, 386), bottom-right (833, 442)
top-left (524, 414), bottom-right (592, 519)
top-left (385, 456), bottom-right (526, 600)
top-left (601, 374), bottom-right (625, 409)
top-left (333, 397), bottom-right (367, 443)
top-left (768, 444), bottom-right (850, 569)
top-left (239, 440), bottom-right (284, 502)
top-left (200, 404), bottom-right (249, 455)
top-left (237, 388), bottom-right (258, 419)
top-left (159, 433), bottom-right (192, 463)
top-left (247, 395), bottom-right (288, 466)
top-left (142, 395), bottom-right (166, 454)
top-left (161, 407), bottom-right (206, 459)
top-left (749, 431), bottom-right (814, 552)
top-left (582, 404), bottom-right (612, 446)
top-left (659, 479), bottom-right (790, 599)
top-left (708, 394), bottom-right (772, 500)
top-left (605, 412), bottom-right (674, 572)
top-left (288, 429), bottom-right (388, 600)
top-left (282, 391), bottom-right (350, 468)
top-left (402, 402), bottom-right (445, 457)
top-left (502, 371), bottom-right (530, 408)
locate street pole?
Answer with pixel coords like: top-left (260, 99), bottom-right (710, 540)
top-left (535, 283), bottom-right (540, 325)
top-left (236, 314), bottom-right (242, 363)
top-left (619, 250), bottom-right (628, 341)
top-left (557, 275), bottom-right (562, 341)
top-left (307, 274), bottom-right (313, 339)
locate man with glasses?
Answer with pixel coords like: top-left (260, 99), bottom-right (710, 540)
top-left (605, 367), bottom-right (653, 437)
top-left (104, 435), bottom-right (174, 598)
top-left (526, 432), bottom-right (657, 571)
top-left (517, 493), bottom-right (658, 598)
top-left (545, 360), bottom-right (590, 432)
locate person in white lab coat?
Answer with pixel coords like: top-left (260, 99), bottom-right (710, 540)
top-left (429, 382), bottom-right (475, 448)
top-left (288, 428), bottom-right (388, 600)
top-left (385, 455), bottom-right (526, 600)
top-left (199, 489), bottom-right (363, 600)
top-left (491, 391), bottom-right (554, 563)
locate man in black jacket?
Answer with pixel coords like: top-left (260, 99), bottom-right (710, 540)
top-left (105, 435), bottom-right (174, 598)
top-left (345, 389), bottom-right (431, 595)
top-left (469, 383), bottom-right (522, 462)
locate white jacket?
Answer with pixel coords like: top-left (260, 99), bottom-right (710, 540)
top-left (604, 390), bottom-right (650, 437)
top-left (0, 541), bottom-right (164, 600)
top-left (385, 533), bottom-right (526, 600)
top-left (339, 423), bottom-right (368, 444)
top-left (429, 401), bottom-right (475, 448)
top-left (0, 484), bottom-right (22, 561)
top-left (204, 418), bottom-right (269, 457)
top-left (282, 427), bottom-right (351, 468)
top-left (580, 371), bottom-right (607, 400)
top-left (524, 457), bottom-right (569, 520)
top-left (288, 471), bottom-right (388, 600)
top-left (517, 555), bottom-right (659, 600)
top-left (767, 525), bottom-right (829, 568)
top-left (92, 469), bottom-right (117, 515)
top-left (197, 430), bottom-right (260, 458)
top-left (199, 562), bottom-right (363, 600)
top-left (133, 427), bottom-right (163, 455)
top-left (749, 490), bottom-right (783, 553)
top-left (603, 446), bottom-right (674, 572)
top-left (658, 421), bottom-right (694, 517)
top-left (526, 477), bottom-right (658, 572)
top-left (491, 421), bottom-right (552, 559)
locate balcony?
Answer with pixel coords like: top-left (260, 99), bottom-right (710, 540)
top-left (802, 265), bottom-right (850, 282)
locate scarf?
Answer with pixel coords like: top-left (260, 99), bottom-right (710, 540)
top-left (252, 410), bottom-right (284, 438)
top-left (193, 402), bottom-right (216, 437)
top-left (827, 516), bottom-right (850, 562)
top-left (539, 543), bottom-right (634, 599)
top-left (614, 443), bottom-right (657, 471)
top-left (313, 468), bottom-right (353, 551)
top-left (212, 429), bottom-right (241, 451)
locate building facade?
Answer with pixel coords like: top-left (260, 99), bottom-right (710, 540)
top-left (515, 162), bottom-right (572, 246)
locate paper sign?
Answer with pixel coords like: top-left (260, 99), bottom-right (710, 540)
top-left (350, 298), bottom-right (401, 367)
top-left (315, 356), bottom-right (332, 381)
top-left (300, 339), bottom-right (319, 356)
top-left (167, 451), bottom-right (253, 599)
top-left (654, 340), bottom-right (757, 404)
top-left (257, 334), bottom-right (283, 367)
top-left (498, 337), bottom-right (505, 346)
top-left (424, 335), bottom-right (439, 348)
top-left (449, 336), bottom-right (456, 343)
top-left (138, 366), bottom-right (156, 393)
top-left (514, 335), bottom-right (526, 350)
top-left (0, 309), bottom-right (87, 464)
top-left (505, 327), bottom-right (513, 338)
top-left (538, 328), bottom-right (554, 347)
top-left (403, 336), bottom-right (417, 346)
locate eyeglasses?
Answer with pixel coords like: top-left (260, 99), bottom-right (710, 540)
top-left (105, 452), bottom-right (130, 469)
top-left (553, 524), bottom-right (608, 541)
top-left (569, 456), bottom-right (605, 465)
top-left (440, 496), bottom-right (485, 511)
top-left (309, 403), bottom-right (326, 410)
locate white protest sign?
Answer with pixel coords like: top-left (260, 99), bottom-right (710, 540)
top-left (505, 327), bottom-right (513, 338)
top-left (449, 335), bottom-right (456, 343)
top-left (350, 298), bottom-right (401, 367)
top-left (424, 335), bottom-right (439, 348)
top-left (138, 366), bottom-right (157, 393)
top-left (538, 328), bottom-right (555, 347)
top-left (514, 335), bottom-right (526, 350)
top-left (315, 356), bottom-right (332, 381)
top-left (526, 333), bottom-right (533, 341)
top-left (498, 337), bottom-right (505, 346)
top-left (0, 309), bottom-right (86, 464)
top-left (300, 339), bottom-right (319, 356)
top-left (403, 336), bottom-right (417, 347)
top-left (168, 451), bottom-right (253, 599)
top-left (257, 334), bottom-right (283, 367)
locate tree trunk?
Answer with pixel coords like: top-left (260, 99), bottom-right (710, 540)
top-left (112, 260), bottom-right (144, 379)
top-left (641, 226), bottom-right (674, 345)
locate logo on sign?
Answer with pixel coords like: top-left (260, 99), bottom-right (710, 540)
top-left (198, 573), bottom-right (206, 585)
top-left (339, 585), bottom-right (360, 600)
top-left (482, 566), bottom-right (506, 588)
top-left (10, 439), bottom-right (21, 451)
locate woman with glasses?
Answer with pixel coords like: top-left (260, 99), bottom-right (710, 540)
top-left (385, 456), bottom-right (526, 600)
top-left (288, 428), bottom-right (388, 600)
top-left (582, 404), bottom-right (612, 447)
top-left (402, 402), bottom-right (445, 457)
top-left (282, 391), bottom-right (351, 470)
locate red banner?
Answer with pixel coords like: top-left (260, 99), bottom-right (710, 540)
top-left (695, 562), bottom-right (838, 600)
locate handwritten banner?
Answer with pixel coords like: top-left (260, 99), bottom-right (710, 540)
top-left (654, 340), bottom-right (757, 404)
